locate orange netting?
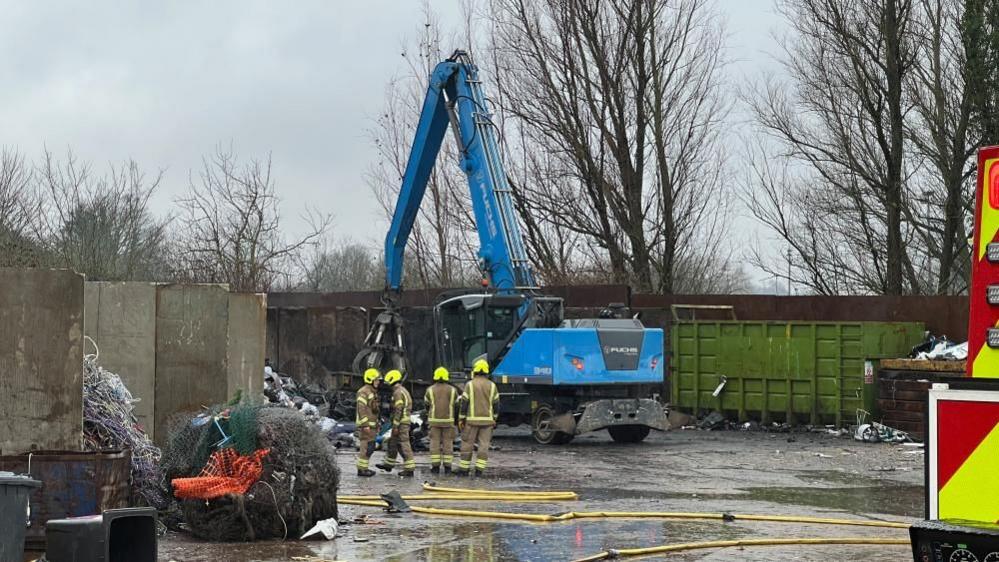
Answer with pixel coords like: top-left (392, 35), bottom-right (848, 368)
top-left (172, 448), bottom-right (270, 500)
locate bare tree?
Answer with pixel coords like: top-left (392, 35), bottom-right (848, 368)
top-left (906, 0), bottom-right (975, 294)
top-left (0, 147), bottom-right (45, 267)
top-left (297, 238), bottom-right (383, 292)
top-left (488, 0), bottom-right (735, 294)
top-left (175, 145), bottom-right (331, 292)
top-left (36, 148), bottom-right (171, 280)
top-left (964, 0), bottom-right (999, 146)
top-left (745, 0), bottom-right (916, 295)
top-left (507, 166), bottom-right (602, 285)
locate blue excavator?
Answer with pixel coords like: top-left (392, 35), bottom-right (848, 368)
top-left (354, 50), bottom-right (667, 444)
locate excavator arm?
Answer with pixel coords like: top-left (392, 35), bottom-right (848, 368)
top-left (384, 50), bottom-right (534, 293)
top-left (353, 50), bottom-right (537, 376)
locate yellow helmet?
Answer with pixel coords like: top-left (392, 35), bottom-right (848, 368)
top-left (472, 359), bottom-right (490, 375)
top-left (384, 369), bottom-right (403, 385)
top-left (363, 368), bottom-right (381, 385)
top-left (433, 367), bottom-right (449, 381)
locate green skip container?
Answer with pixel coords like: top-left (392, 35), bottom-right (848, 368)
top-left (670, 321), bottom-right (925, 426)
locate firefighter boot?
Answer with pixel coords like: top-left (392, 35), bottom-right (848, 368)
top-left (443, 465), bottom-right (452, 475)
top-left (357, 468), bottom-right (376, 477)
top-left (453, 468), bottom-right (469, 476)
top-left (430, 464), bottom-right (441, 474)
top-left (399, 469), bottom-right (415, 477)
top-left (375, 462), bottom-right (394, 472)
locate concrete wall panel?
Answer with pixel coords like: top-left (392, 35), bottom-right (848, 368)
top-left (227, 293), bottom-right (266, 401)
top-left (84, 282), bottom-right (157, 439)
top-left (0, 269), bottom-right (84, 453)
top-left (154, 284), bottom-right (229, 444)
top-left (84, 283), bottom-right (99, 343)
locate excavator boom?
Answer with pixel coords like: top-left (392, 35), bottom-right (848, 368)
top-left (354, 50), bottom-right (537, 375)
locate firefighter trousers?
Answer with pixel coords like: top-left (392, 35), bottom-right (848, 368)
top-left (384, 423), bottom-right (416, 470)
top-left (356, 428), bottom-right (376, 470)
top-left (428, 425), bottom-right (456, 468)
top-left (458, 424), bottom-right (493, 472)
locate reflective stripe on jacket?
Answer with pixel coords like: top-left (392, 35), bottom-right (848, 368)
top-left (461, 375), bottom-right (499, 426)
top-left (425, 382), bottom-right (457, 427)
top-left (391, 384), bottom-right (412, 426)
top-left (356, 384), bottom-right (378, 428)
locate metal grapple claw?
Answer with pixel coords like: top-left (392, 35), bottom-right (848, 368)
top-left (352, 305), bottom-right (407, 377)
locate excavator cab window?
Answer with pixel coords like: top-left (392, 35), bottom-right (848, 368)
top-left (434, 294), bottom-right (523, 373)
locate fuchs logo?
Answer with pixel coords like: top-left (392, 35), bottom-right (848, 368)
top-left (605, 346), bottom-right (639, 354)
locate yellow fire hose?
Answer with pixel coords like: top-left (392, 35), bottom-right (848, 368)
top-left (421, 483), bottom-right (578, 498)
top-left (337, 485), bottom-right (911, 529)
top-left (339, 485), bottom-right (911, 558)
top-left (336, 484), bottom-right (578, 505)
top-left (340, 502), bottom-right (911, 528)
top-left (570, 537), bottom-right (912, 561)
top-left (337, 493), bottom-right (576, 503)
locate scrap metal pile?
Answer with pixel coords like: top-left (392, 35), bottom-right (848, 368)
top-left (910, 333), bottom-right (968, 361)
top-left (82, 346), bottom-right (169, 509)
top-left (161, 402), bottom-right (339, 541)
top-left (264, 366), bottom-right (358, 449)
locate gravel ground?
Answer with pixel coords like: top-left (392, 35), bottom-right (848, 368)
top-left (159, 426), bottom-right (924, 561)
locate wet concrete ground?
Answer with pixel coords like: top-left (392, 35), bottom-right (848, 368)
top-left (160, 427), bottom-right (924, 561)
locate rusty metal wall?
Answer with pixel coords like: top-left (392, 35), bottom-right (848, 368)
top-left (269, 306), bottom-right (370, 387)
top-left (631, 294), bottom-right (968, 340)
top-left (266, 289), bottom-right (969, 388)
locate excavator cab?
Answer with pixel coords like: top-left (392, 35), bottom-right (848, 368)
top-left (434, 293), bottom-right (523, 374)
top-left (432, 292), bottom-right (565, 376)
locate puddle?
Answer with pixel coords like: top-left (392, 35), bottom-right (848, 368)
top-left (794, 470), bottom-right (873, 486)
top-left (570, 483), bottom-right (923, 519)
top-left (159, 534), bottom-right (327, 562)
top-left (735, 484), bottom-right (923, 517)
top-left (389, 520), bottom-right (752, 561)
top-left (162, 520), bottom-right (756, 562)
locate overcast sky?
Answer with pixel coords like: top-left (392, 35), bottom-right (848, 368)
top-left (0, 1), bottom-right (783, 253)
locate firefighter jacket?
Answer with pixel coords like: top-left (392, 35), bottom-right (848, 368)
top-left (355, 384), bottom-right (379, 429)
top-left (424, 382), bottom-right (458, 427)
top-left (391, 384), bottom-right (413, 426)
top-left (460, 375), bottom-right (499, 426)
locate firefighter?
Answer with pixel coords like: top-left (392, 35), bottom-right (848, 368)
top-left (355, 368), bottom-right (381, 477)
top-left (376, 369), bottom-right (416, 476)
top-left (424, 366), bottom-right (458, 474)
top-left (455, 359), bottom-right (499, 476)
